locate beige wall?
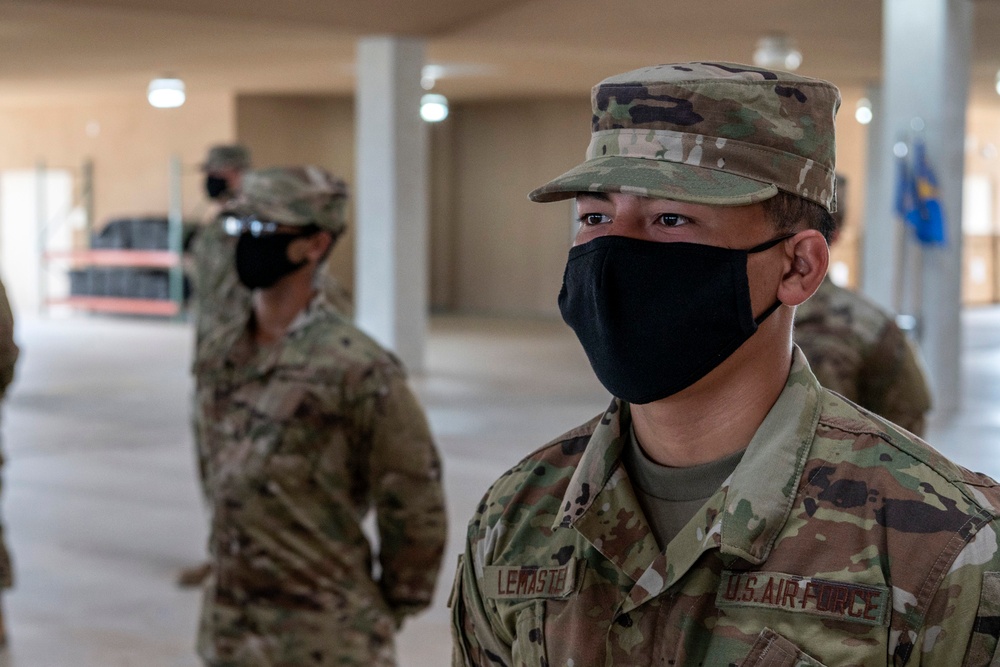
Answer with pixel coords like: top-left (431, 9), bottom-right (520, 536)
top-left (231, 94), bottom-right (591, 318)
top-left (446, 97), bottom-right (591, 317)
top-left (235, 95), bottom-right (357, 299)
top-left (429, 120), bottom-right (457, 311)
top-left (0, 92), bottom-right (234, 230)
top-left (963, 103), bottom-right (1000, 304)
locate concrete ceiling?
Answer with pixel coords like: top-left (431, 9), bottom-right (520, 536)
top-left (2, 0), bottom-right (1000, 104)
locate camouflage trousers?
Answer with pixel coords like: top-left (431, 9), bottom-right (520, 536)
top-left (197, 595), bottom-right (396, 667)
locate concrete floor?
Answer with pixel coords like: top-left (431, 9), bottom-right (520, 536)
top-left (0, 308), bottom-right (998, 666)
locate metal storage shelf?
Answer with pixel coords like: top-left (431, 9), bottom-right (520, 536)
top-left (44, 249), bottom-right (184, 317)
top-left (38, 156), bottom-right (188, 319)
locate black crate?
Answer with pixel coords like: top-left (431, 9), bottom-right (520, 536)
top-left (135, 269), bottom-right (170, 300)
top-left (106, 268), bottom-right (132, 297)
top-left (130, 217), bottom-right (170, 250)
top-left (89, 267), bottom-right (110, 296)
top-left (91, 219), bottom-right (131, 250)
top-left (68, 269), bottom-right (91, 296)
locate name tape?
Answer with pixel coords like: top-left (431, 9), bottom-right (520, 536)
top-left (482, 560), bottom-right (578, 600)
top-left (716, 571), bottom-right (890, 627)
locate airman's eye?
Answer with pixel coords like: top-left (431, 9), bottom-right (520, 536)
top-left (656, 213), bottom-right (691, 227)
top-left (577, 213), bottom-right (611, 226)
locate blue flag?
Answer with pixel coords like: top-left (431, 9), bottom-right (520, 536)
top-left (895, 140), bottom-right (946, 246)
top-left (912, 140), bottom-right (946, 245)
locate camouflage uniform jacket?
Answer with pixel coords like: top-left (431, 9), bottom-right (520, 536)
top-left (795, 277), bottom-right (932, 436)
top-left (451, 347), bottom-right (1000, 666)
top-left (196, 294), bottom-right (446, 666)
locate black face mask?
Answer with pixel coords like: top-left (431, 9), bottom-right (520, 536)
top-left (234, 232), bottom-right (307, 290)
top-left (558, 234), bottom-right (791, 404)
top-left (205, 175), bottom-right (230, 200)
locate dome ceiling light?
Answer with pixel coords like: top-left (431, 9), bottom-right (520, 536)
top-left (147, 77), bottom-right (185, 109)
top-left (420, 93), bottom-right (449, 123)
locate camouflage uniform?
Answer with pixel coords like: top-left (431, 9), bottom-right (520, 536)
top-left (191, 185), bottom-right (353, 500)
top-left (452, 63), bottom-right (1000, 665)
top-left (195, 167), bottom-right (446, 667)
top-left (795, 277), bottom-right (932, 436)
top-left (0, 279), bottom-right (16, 590)
top-left (451, 349), bottom-right (1000, 666)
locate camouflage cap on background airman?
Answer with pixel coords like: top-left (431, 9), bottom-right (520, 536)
top-left (201, 144), bottom-right (252, 173)
top-left (230, 166), bottom-right (349, 236)
top-left (528, 61), bottom-right (841, 213)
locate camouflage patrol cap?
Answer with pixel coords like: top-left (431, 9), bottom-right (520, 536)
top-left (529, 62), bottom-right (841, 212)
top-left (231, 166), bottom-right (349, 235)
top-left (201, 144), bottom-right (251, 172)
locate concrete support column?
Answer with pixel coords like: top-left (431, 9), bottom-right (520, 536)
top-left (354, 36), bottom-right (428, 372)
top-left (862, 0), bottom-right (972, 416)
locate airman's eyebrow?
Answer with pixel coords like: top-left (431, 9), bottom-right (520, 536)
top-left (575, 192), bottom-right (610, 202)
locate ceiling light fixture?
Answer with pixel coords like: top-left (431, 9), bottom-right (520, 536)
top-left (855, 98), bottom-right (873, 125)
top-left (752, 34), bottom-right (802, 71)
top-left (147, 77), bottom-right (186, 109)
top-left (420, 93), bottom-right (449, 123)
top-left (995, 69), bottom-right (1000, 96)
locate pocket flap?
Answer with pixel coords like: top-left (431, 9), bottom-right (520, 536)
top-left (740, 628), bottom-right (828, 667)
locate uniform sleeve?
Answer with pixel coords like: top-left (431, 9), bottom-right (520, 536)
top-left (0, 280), bottom-right (19, 398)
top-left (364, 371), bottom-right (447, 624)
top-left (861, 319), bottom-right (932, 437)
top-left (916, 516), bottom-right (1000, 665)
top-left (450, 511), bottom-right (514, 666)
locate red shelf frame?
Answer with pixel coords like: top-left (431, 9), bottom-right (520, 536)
top-left (44, 250), bottom-right (180, 268)
top-left (47, 296), bottom-right (181, 317)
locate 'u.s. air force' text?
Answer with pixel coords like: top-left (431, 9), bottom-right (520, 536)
top-left (716, 571), bottom-right (889, 626)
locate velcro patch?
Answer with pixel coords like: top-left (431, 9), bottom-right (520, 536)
top-left (716, 570), bottom-right (889, 627)
top-left (482, 560), bottom-right (578, 600)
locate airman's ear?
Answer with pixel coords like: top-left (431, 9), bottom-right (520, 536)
top-left (304, 231), bottom-right (333, 263)
top-left (776, 229), bottom-right (829, 306)
top-left (289, 230), bottom-right (333, 264)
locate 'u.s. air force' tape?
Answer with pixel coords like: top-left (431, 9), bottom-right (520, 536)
top-left (482, 560), bottom-right (580, 600)
top-left (716, 571), bottom-right (890, 627)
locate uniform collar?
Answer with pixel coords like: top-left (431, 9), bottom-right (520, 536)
top-left (555, 347), bottom-right (823, 589)
top-left (202, 290), bottom-right (338, 378)
top-left (285, 290), bottom-right (336, 335)
top-left (718, 346), bottom-right (823, 563)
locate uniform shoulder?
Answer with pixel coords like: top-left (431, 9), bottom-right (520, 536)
top-left (815, 388), bottom-right (1000, 514)
top-left (194, 316), bottom-right (245, 375)
top-left (295, 310), bottom-right (405, 376)
top-left (796, 280), bottom-right (894, 339)
top-left (470, 414), bottom-right (602, 531)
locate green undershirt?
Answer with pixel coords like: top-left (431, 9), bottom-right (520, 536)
top-left (621, 425), bottom-right (746, 549)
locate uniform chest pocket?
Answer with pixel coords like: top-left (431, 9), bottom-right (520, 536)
top-left (740, 628), bottom-right (828, 667)
top-left (511, 601), bottom-right (547, 667)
